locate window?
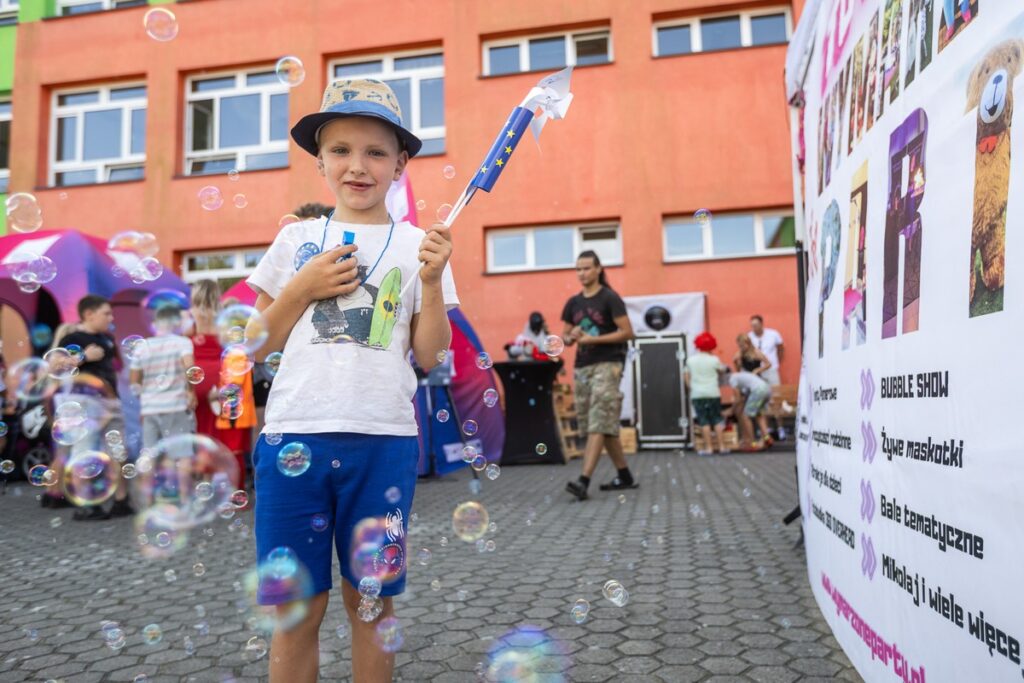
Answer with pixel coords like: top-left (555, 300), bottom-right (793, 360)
top-left (57, 0), bottom-right (145, 15)
top-left (653, 8), bottom-right (791, 56)
top-left (0, 0), bottom-right (18, 26)
top-left (484, 29), bottom-right (612, 76)
top-left (0, 100), bottom-right (9, 194)
top-left (50, 84), bottom-right (146, 187)
top-left (330, 50), bottom-right (445, 156)
top-left (663, 211), bottom-right (796, 261)
top-left (185, 68), bottom-right (289, 176)
top-left (180, 247), bottom-right (267, 291)
top-left (486, 223), bottom-right (622, 273)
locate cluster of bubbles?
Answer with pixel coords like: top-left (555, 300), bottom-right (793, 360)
top-left (108, 230), bottom-right (165, 283)
top-left (101, 621), bottom-right (126, 652)
top-left (244, 546), bottom-right (314, 634)
top-left (143, 7), bottom-right (178, 41)
top-left (8, 251), bottom-right (57, 293)
top-left (275, 56), bottom-right (305, 87)
top-left (5, 193), bottom-right (43, 233)
top-left (357, 576), bottom-right (384, 623)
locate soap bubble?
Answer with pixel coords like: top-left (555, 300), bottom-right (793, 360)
top-left (17, 280), bottom-right (41, 293)
top-left (436, 203), bottom-right (453, 222)
top-left (278, 213), bottom-right (300, 229)
top-left (375, 616), bottom-right (404, 652)
top-left (336, 623), bottom-right (349, 640)
top-left (245, 636), bottom-right (268, 661)
top-left (198, 186), bottom-right (223, 211)
top-left (462, 420), bottom-right (478, 436)
top-left (142, 289), bottom-right (192, 335)
top-left (109, 230), bottom-right (159, 259)
top-left (122, 463), bottom-right (137, 479)
top-left (186, 366), bottom-right (205, 384)
top-left (358, 576), bottom-right (382, 599)
top-left (442, 165), bottom-right (456, 180)
top-left (216, 304), bottom-right (268, 352)
top-left (277, 442), bottom-right (312, 477)
top-left (230, 489), bottom-right (249, 508)
top-left (694, 208), bottom-right (712, 225)
top-left (310, 513), bottom-right (329, 532)
top-left (275, 55), bottom-right (306, 87)
top-left (52, 415), bottom-right (92, 446)
top-left (543, 335), bottom-right (565, 356)
top-left (602, 579), bottom-right (629, 607)
top-left (571, 598), bottom-right (590, 624)
top-left (9, 357), bottom-right (52, 402)
top-left (27, 464), bottom-right (53, 487)
top-left (417, 547), bottom-right (431, 566)
top-left (233, 194), bottom-right (248, 209)
top-left (357, 596), bottom-right (383, 622)
top-left (452, 501), bottom-right (489, 542)
top-left (435, 409), bottom-right (449, 423)
top-left (244, 547), bottom-right (314, 634)
top-left (485, 464), bottom-right (500, 481)
top-left (535, 443), bottom-right (548, 456)
top-left (475, 352), bottom-right (493, 370)
top-left (470, 455), bottom-right (487, 472)
top-left (135, 505), bottom-right (189, 558)
top-left (221, 344), bottom-right (255, 377)
top-left (5, 193), bottom-right (43, 233)
top-left (142, 624), bottom-right (163, 645)
top-left (0, 460), bottom-right (13, 475)
top-left (121, 335), bottom-right (150, 363)
top-left (132, 433), bottom-right (239, 531)
top-left (482, 388), bottom-right (498, 408)
top-left (62, 450), bottom-right (119, 506)
top-left (350, 515), bottom-right (405, 585)
top-left (30, 323), bottom-right (53, 348)
top-left (265, 352), bottom-right (283, 376)
top-left (143, 7), bottom-right (178, 41)
top-left (385, 486), bottom-right (401, 504)
top-left (43, 347), bottom-right (77, 381)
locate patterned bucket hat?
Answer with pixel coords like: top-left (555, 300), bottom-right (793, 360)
top-left (290, 78), bottom-right (423, 158)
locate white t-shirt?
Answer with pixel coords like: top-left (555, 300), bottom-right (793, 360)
top-left (748, 328), bottom-right (783, 369)
top-left (247, 218), bottom-right (459, 436)
top-left (133, 334), bottom-right (193, 416)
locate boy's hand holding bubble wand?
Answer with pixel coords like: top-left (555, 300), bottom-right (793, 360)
top-left (401, 66), bottom-right (575, 300)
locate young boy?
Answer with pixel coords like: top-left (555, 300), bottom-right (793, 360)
top-left (128, 305), bottom-right (197, 450)
top-left (246, 79), bottom-right (457, 683)
top-left (684, 332), bottom-right (729, 455)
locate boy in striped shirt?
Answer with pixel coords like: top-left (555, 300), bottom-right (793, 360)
top-left (130, 306), bottom-right (197, 450)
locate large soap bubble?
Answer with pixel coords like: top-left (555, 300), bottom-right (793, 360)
top-left (132, 434), bottom-right (239, 531)
top-left (62, 450), bottom-right (119, 507)
top-left (244, 546), bottom-right (315, 634)
top-left (216, 304), bottom-right (268, 352)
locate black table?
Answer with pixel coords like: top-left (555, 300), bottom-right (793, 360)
top-left (493, 360), bottom-right (564, 465)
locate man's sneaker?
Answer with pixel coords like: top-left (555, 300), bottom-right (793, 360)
top-left (565, 480), bottom-right (588, 501)
top-left (73, 506), bottom-right (110, 522)
top-left (109, 500), bottom-right (136, 518)
top-left (599, 477), bottom-right (639, 491)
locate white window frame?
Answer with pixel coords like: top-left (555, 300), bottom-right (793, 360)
top-left (328, 49), bottom-right (445, 155)
top-left (184, 67), bottom-right (290, 176)
top-left (0, 0), bottom-right (18, 24)
top-left (49, 83), bottom-right (146, 187)
top-left (0, 98), bottom-right (10, 193)
top-left (652, 7), bottom-right (792, 57)
top-left (483, 28), bottom-right (613, 76)
top-left (180, 247), bottom-right (268, 284)
top-left (486, 222), bottom-right (623, 273)
top-left (56, 0), bottom-right (145, 15)
top-left (662, 210), bottom-right (796, 262)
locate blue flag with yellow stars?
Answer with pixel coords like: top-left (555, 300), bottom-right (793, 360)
top-left (468, 107), bottom-right (535, 193)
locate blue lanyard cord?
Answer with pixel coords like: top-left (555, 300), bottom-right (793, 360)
top-left (320, 210), bottom-right (396, 284)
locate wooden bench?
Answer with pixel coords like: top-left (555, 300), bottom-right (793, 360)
top-left (765, 384), bottom-right (799, 428)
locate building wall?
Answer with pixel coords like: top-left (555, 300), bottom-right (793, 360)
top-left (7, 0), bottom-right (805, 382)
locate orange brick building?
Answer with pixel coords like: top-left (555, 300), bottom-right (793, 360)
top-left (4, 0), bottom-right (805, 382)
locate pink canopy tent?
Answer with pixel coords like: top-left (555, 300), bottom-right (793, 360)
top-left (0, 229), bottom-right (188, 342)
top-left (221, 172), bottom-right (418, 305)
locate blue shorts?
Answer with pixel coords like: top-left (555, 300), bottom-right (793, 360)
top-left (253, 432), bottom-right (419, 604)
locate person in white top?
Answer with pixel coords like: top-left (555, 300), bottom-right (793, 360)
top-left (748, 314), bottom-right (785, 439)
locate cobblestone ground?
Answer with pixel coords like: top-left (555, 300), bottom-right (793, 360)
top-left (0, 448), bottom-right (860, 682)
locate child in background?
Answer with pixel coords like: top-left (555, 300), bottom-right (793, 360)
top-left (685, 332), bottom-right (729, 455)
top-left (130, 306), bottom-right (197, 450)
top-left (728, 369), bottom-right (774, 451)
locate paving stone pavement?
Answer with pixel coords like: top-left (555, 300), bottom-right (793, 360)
top-left (0, 448), bottom-right (861, 682)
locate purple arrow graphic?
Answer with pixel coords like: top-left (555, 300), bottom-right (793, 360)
top-left (860, 479), bottom-right (875, 523)
top-left (861, 534), bottom-right (877, 580)
top-left (861, 421), bottom-right (877, 464)
top-left (860, 369), bottom-right (875, 410)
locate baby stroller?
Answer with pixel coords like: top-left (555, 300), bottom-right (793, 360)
top-left (2, 397), bottom-right (53, 481)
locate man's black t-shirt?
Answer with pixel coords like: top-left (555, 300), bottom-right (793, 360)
top-left (561, 287), bottom-right (628, 368)
top-left (58, 330), bottom-right (120, 396)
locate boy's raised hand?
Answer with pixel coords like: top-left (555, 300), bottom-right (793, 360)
top-left (419, 223), bottom-right (453, 284)
top-left (287, 244), bottom-right (361, 303)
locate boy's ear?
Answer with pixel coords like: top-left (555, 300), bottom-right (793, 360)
top-left (394, 150), bottom-right (409, 180)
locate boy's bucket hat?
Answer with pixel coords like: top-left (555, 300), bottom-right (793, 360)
top-left (290, 79), bottom-right (423, 158)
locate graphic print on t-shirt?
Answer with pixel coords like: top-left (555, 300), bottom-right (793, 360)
top-left (310, 266), bottom-right (402, 349)
top-left (578, 315), bottom-right (600, 337)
